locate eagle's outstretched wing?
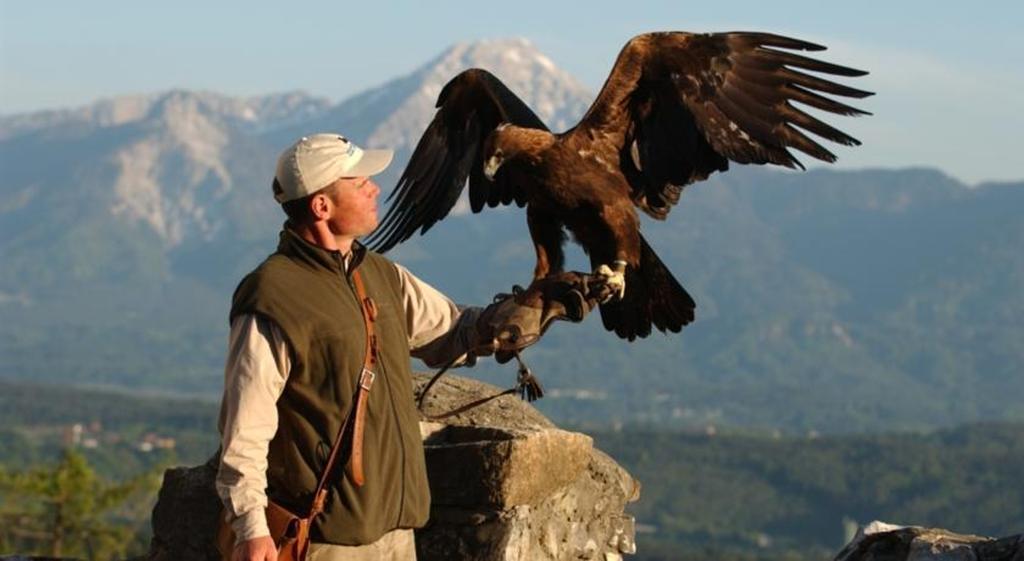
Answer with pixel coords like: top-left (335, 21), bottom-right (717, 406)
top-left (367, 69), bottom-right (548, 253)
top-left (569, 31), bottom-right (873, 220)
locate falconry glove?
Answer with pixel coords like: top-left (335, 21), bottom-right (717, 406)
top-left (474, 271), bottom-right (603, 362)
top-left (418, 272), bottom-right (606, 414)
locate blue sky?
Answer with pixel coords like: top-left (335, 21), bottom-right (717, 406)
top-left (2, 1), bottom-right (1021, 184)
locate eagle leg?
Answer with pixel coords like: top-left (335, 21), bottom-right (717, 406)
top-left (592, 260), bottom-right (627, 302)
top-left (583, 201), bottom-right (639, 302)
top-left (532, 244), bottom-right (553, 281)
top-left (527, 207), bottom-right (566, 281)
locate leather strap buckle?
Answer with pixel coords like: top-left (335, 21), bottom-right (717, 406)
top-left (359, 368), bottom-right (376, 391)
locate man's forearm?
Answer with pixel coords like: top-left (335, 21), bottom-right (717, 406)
top-left (412, 305), bottom-right (486, 367)
top-left (216, 315), bottom-right (290, 542)
top-left (396, 263), bottom-right (489, 366)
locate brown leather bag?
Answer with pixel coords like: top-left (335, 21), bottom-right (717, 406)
top-left (216, 269), bottom-right (379, 561)
top-left (216, 498), bottom-right (312, 561)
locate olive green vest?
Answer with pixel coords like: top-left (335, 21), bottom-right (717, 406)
top-left (230, 229), bottom-right (430, 545)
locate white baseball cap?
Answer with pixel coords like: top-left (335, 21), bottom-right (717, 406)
top-left (274, 133), bottom-right (393, 203)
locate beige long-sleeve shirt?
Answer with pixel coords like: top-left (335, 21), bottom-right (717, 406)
top-left (216, 262), bottom-right (482, 541)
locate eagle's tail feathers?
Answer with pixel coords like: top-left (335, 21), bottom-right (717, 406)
top-left (639, 235), bottom-right (695, 333)
top-left (598, 235), bottom-right (694, 340)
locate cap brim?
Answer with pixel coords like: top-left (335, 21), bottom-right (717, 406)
top-left (346, 149), bottom-right (393, 177)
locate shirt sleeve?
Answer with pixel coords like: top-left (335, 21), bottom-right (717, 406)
top-left (216, 314), bottom-right (291, 543)
top-left (395, 263), bottom-right (484, 368)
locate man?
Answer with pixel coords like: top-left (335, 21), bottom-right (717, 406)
top-left (216, 133), bottom-right (592, 561)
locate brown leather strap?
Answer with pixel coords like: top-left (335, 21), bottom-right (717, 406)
top-left (303, 268), bottom-right (378, 518)
top-left (309, 407), bottom-right (346, 516)
top-left (417, 349), bottom-right (543, 421)
top-left (348, 269), bottom-right (377, 487)
top-left (347, 368), bottom-right (374, 486)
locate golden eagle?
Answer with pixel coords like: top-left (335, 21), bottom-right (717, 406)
top-left (368, 32), bottom-right (872, 340)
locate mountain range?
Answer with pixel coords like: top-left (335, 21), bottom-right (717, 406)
top-left (1, 39), bottom-right (1021, 434)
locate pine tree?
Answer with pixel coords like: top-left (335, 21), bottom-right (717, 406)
top-left (0, 448), bottom-right (157, 559)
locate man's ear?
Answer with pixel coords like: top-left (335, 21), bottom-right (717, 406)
top-left (310, 192), bottom-right (331, 220)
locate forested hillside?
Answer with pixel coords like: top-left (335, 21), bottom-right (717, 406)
top-left (592, 423), bottom-right (1024, 559)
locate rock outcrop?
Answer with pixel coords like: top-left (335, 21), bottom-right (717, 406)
top-left (147, 456), bottom-right (222, 561)
top-left (415, 374), bottom-right (639, 561)
top-left (835, 521), bottom-right (1024, 561)
top-left (144, 373), bottom-right (639, 561)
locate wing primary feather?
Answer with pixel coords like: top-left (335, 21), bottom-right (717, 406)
top-left (705, 90), bottom-right (785, 148)
top-left (699, 102), bottom-right (803, 168)
top-left (379, 175), bottom-right (430, 242)
top-left (374, 155), bottom-right (448, 250)
top-left (370, 197), bottom-right (412, 250)
top-left (754, 47), bottom-right (869, 77)
top-left (731, 63), bottom-right (874, 103)
top-left (715, 80), bottom-right (847, 155)
top-left (727, 70), bottom-right (792, 101)
top-left (779, 123), bottom-right (837, 162)
top-left (373, 114), bottom-right (484, 251)
top-left (410, 158), bottom-right (460, 233)
top-left (782, 104), bottom-right (861, 146)
top-left (738, 32), bottom-right (827, 51)
top-left (785, 84), bottom-right (872, 116)
top-left (779, 68), bottom-right (874, 98)
top-left (370, 180), bottom-right (415, 250)
top-left (387, 123), bottom-right (443, 203)
top-left (717, 80), bottom-right (786, 125)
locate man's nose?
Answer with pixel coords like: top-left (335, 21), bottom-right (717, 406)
top-left (368, 180), bottom-right (381, 198)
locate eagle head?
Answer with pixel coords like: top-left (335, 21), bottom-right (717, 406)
top-left (482, 123), bottom-right (512, 181)
top-left (483, 149), bottom-right (505, 181)
top-left (482, 123), bottom-right (554, 181)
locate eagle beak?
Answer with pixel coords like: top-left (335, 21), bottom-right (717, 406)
top-left (483, 156), bottom-right (502, 181)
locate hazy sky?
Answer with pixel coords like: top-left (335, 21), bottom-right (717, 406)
top-left (2, 1), bottom-right (1021, 184)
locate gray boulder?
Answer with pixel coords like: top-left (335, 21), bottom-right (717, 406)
top-left (835, 521), bottom-right (1024, 561)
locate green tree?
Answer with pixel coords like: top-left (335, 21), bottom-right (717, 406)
top-left (0, 448), bottom-right (158, 560)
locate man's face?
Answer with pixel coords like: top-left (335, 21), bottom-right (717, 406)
top-left (323, 175), bottom-right (381, 239)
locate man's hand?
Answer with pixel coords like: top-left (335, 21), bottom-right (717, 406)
top-left (475, 271), bottom-right (601, 361)
top-left (232, 535), bottom-right (276, 561)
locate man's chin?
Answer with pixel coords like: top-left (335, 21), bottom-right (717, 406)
top-left (357, 220), bottom-right (380, 241)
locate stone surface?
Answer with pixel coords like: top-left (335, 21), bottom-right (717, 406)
top-left (411, 373), bottom-right (640, 561)
top-left (414, 373), bottom-right (554, 430)
top-left (416, 446), bottom-right (639, 561)
top-left (422, 424), bottom-right (593, 509)
top-left (146, 456), bottom-right (223, 561)
top-left (835, 521), bottom-right (1024, 561)
top-left (143, 373), bottom-right (639, 561)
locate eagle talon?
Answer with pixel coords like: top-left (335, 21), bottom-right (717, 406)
top-left (593, 264), bottom-right (626, 302)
